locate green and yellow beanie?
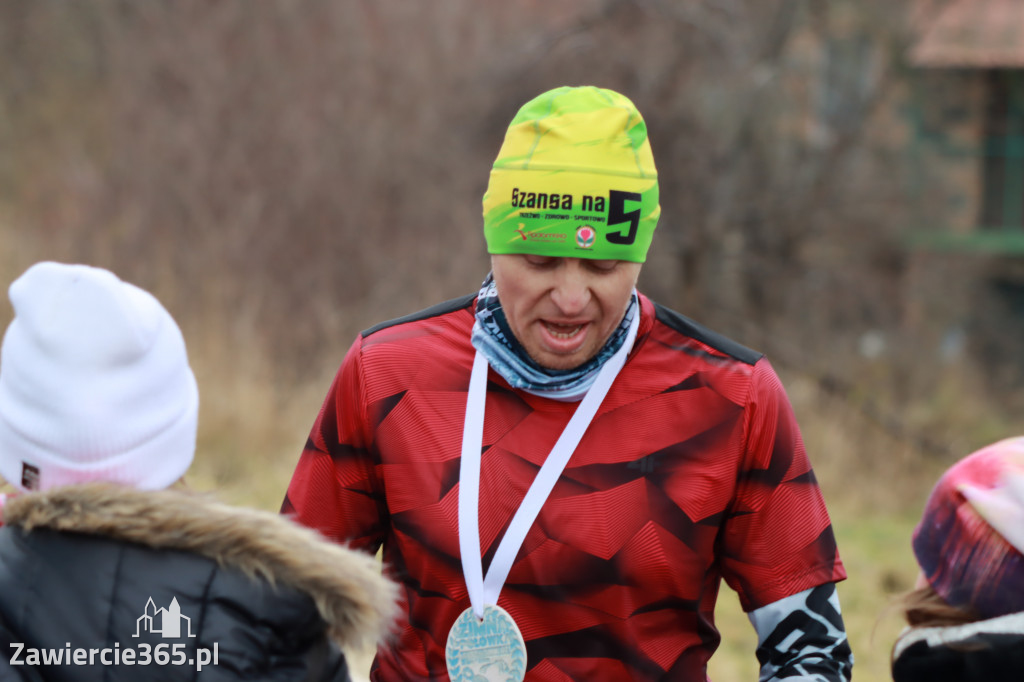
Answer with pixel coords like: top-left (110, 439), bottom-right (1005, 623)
top-left (483, 86), bottom-right (660, 263)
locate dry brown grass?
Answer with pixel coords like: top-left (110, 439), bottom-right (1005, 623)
top-left (2, 231), bottom-right (1019, 681)
top-left (1, 228), bottom-right (1016, 681)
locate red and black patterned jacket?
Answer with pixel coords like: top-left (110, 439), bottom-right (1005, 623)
top-left (283, 292), bottom-right (846, 681)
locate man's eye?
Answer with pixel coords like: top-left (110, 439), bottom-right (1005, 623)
top-left (587, 260), bottom-right (618, 272)
top-left (524, 256), bottom-right (556, 268)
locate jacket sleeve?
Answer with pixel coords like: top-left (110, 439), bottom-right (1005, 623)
top-left (281, 336), bottom-right (388, 554)
top-left (717, 358), bottom-right (846, 610)
top-left (748, 583), bottom-right (854, 681)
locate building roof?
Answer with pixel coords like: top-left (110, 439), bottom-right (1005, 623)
top-left (910, 0), bottom-right (1024, 67)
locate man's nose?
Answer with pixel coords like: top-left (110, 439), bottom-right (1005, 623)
top-left (549, 268), bottom-right (591, 316)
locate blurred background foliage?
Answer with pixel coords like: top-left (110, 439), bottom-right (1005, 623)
top-left (1, 1), bottom-right (1021, 679)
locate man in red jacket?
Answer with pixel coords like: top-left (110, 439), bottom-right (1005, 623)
top-left (283, 85), bottom-right (852, 681)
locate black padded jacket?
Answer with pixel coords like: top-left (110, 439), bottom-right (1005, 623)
top-left (0, 484), bottom-right (397, 681)
top-left (892, 612), bottom-right (1024, 682)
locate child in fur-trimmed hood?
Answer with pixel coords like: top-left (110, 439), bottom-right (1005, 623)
top-left (0, 262), bottom-right (398, 681)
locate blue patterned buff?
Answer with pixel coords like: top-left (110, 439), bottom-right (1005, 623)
top-left (470, 272), bottom-right (638, 402)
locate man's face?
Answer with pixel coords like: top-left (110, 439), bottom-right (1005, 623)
top-left (490, 254), bottom-right (642, 371)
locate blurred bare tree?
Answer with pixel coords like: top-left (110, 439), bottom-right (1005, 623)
top-left (0, 0), bottom-right (1009, 454)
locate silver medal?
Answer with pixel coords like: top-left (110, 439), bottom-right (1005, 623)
top-left (445, 604), bottom-right (527, 682)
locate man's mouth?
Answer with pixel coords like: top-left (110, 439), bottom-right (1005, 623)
top-left (543, 321), bottom-right (586, 340)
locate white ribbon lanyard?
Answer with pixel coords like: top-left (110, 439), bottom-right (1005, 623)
top-left (458, 309), bottom-right (640, 619)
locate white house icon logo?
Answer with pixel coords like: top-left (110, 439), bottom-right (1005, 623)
top-left (133, 597), bottom-right (196, 638)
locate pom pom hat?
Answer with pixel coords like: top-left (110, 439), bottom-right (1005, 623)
top-left (912, 436), bottom-right (1024, 619)
top-left (483, 86), bottom-right (660, 263)
top-left (0, 262), bottom-right (198, 492)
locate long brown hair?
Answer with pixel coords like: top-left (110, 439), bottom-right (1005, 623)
top-left (891, 584), bottom-right (984, 665)
top-left (900, 584), bottom-right (979, 628)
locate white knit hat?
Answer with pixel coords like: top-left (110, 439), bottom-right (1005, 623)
top-left (0, 262), bottom-right (198, 491)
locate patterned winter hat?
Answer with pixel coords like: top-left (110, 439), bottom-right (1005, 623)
top-left (0, 262), bottom-right (198, 492)
top-left (912, 436), bottom-right (1024, 619)
top-left (483, 85), bottom-right (660, 263)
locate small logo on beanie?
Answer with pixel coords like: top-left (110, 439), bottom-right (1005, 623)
top-left (576, 226), bottom-right (596, 249)
top-left (20, 463), bottom-right (39, 491)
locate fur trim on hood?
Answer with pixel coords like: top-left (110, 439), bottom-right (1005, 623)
top-left (2, 483), bottom-right (398, 652)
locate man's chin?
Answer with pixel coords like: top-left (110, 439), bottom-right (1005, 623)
top-left (526, 346), bottom-right (597, 372)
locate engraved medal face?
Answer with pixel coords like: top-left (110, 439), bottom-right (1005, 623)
top-left (445, 604), bottom-right (527, 682)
